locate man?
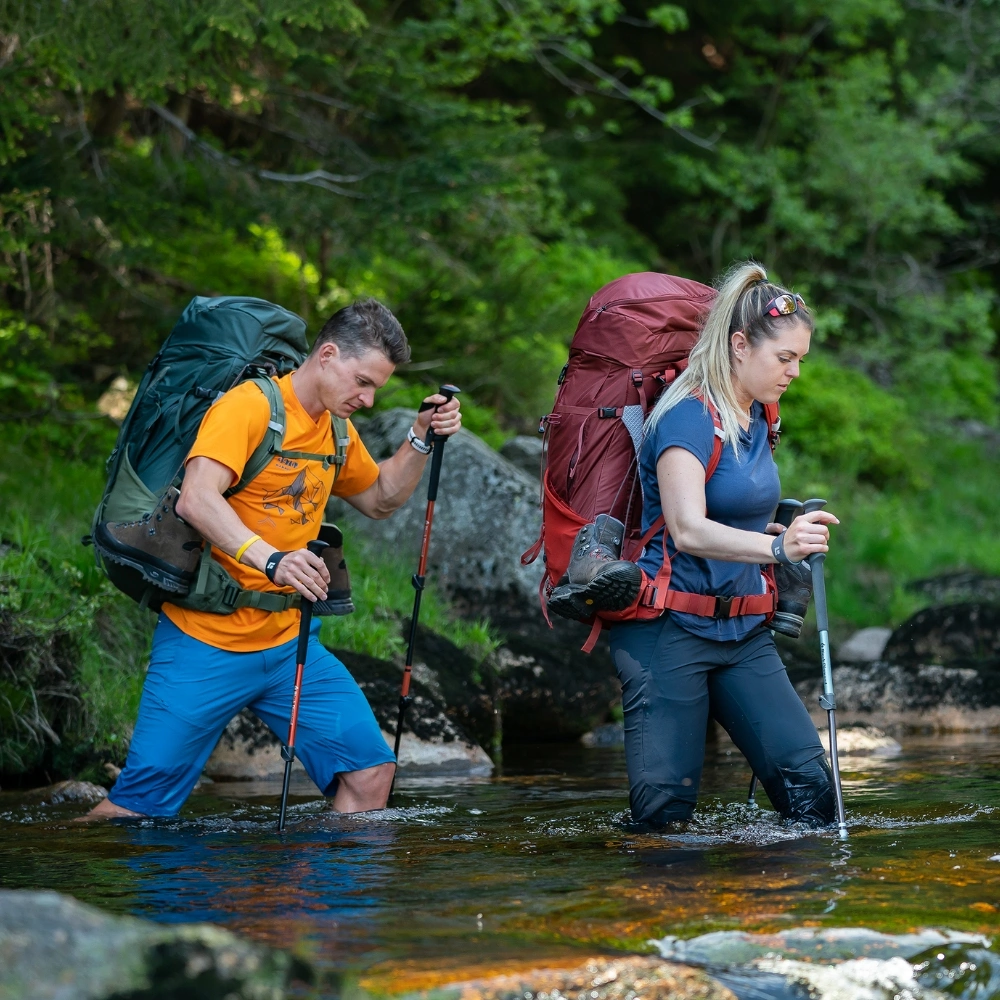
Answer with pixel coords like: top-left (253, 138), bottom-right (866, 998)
top-left (83, 298), bottom-right (461, 820)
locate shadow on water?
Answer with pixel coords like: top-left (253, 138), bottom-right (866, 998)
top-left (2, 734), bottom-right (1000, 997)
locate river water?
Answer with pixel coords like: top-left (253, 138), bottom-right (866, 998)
top-left (2, 733), bottom-right (999, 998)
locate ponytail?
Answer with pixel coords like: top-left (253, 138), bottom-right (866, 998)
top-left (646, 261), bottom-right (812, 451)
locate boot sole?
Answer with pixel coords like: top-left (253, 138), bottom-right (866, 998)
top-left (548, 564), bottom-right (641, 621)
top-left (93, 523), bottom-right (196, 595)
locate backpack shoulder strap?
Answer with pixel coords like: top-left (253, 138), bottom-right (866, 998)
top-left (225, 375), bottom-right (286, 498)
top-left (702, 396), bottom-right (725, 480)
top-left (763, 401), bottom-right (781, 453)
top-left (329, 415), bottom-right (350, 484)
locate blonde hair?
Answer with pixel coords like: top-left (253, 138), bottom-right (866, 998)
top-left (646, 260), bottom-right (813, 451)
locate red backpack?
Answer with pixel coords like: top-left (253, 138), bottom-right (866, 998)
top-left (521, 272), bottom-right (780, 651)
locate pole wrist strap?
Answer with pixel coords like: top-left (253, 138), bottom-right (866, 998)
top-left (407, 426), bottom-right (433, 454)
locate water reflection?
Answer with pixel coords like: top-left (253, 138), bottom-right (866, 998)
top-left (1, 733), bottom-right (999, 990)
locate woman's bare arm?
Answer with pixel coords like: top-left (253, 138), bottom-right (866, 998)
top-left (657, 446), bottom-right (838, 564)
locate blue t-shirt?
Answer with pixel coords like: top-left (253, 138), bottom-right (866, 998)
top-left (638, 396), bottom-right (780, 641)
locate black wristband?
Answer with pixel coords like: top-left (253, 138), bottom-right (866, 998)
top-left (264, 550), bottom-right (289, 583)
top-left (771, 531), bottom-right (800, 567)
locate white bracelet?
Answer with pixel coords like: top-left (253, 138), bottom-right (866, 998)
top-left (407, 426), bottom-right (433, 454)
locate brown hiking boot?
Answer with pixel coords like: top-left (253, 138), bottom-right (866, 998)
top-left (94, 487), bottom-right (203, 594)
top-left (547, 514), bottom-right (641, 621)
top-left (312, 522), bottom-right (355, 616)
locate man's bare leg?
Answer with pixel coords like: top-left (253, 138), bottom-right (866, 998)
top-left (330, 761), bottom-right (395, 813)
top-left (75, 797), bottom-right (146, 823)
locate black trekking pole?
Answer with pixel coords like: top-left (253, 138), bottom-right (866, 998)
top-left (278, 538), bottom-right (328, 833)
top-left (802, 497), bottom-right (849, 839)
top-left (389, 385), bottom-right (460, 804)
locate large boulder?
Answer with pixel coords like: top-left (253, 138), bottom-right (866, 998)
top-left (0, 889), bottom-right (304, 999)
top-left (328, 409), bottom-right (543, 603)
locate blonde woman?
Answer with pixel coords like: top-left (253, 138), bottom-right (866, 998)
top-left (611, 262), bottom-right (840, 829)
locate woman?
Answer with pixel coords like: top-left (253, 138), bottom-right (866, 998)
top-left (611, 261), bottom-right (839, 828)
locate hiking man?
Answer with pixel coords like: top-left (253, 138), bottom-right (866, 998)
top-left (83, 298), bottom-right (460, 821)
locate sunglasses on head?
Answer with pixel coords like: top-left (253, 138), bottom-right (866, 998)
top-left (763, 292), bottom-right (807, 317)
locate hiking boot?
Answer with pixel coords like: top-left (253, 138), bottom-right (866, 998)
top-left (547, 514), bottom-right (640, 621)
top-left (312, 522), bottom-right (354, 616)
top-left (772, 559), bottom-right (813, 638)
top-left (93, 486), bottom-right (203, 594)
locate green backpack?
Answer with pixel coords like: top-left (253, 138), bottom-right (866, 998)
top-left (92, 296), bottom-right (349, 614)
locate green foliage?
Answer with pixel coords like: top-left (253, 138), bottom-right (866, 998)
top-left (319, 536), bottom-right (500, 662)
top-left (0, 434), bottom-right (150, 775)
top-left (778, 355), bottom-right (926, 490)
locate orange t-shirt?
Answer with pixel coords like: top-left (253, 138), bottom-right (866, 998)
top-left (162, 373), bottom-right (380, 651)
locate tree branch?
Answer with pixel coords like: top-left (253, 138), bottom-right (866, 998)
top-left (148, 103), bottom-right (369, 197)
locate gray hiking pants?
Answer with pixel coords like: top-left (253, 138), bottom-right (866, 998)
top-left (609, 615), bottom-right (834, 828)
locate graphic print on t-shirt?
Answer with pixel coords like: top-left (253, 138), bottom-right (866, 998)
top-left (262, 465), bottom-right (327, 525)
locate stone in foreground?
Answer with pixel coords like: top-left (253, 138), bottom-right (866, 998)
top-left (0, 889), bottom-right (304, 999)
top-left (412, 956), bottom-right (735, 1000)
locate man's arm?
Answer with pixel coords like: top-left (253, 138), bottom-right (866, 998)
top-left (175, 459), bottom-right (329, 601)
top-left (344, 393), bottom-right (462, 520)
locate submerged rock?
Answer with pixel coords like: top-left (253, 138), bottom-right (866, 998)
top-left (0, 889), bottom-right (304, 999)
top-left (415, 955), bottom-right (735, 1000)
top-left (23, 780), bottom-right (107, 805)
top-left (581, 723), bottom-right (625, 747)
top-left (818, 726), bottom-right (901, 756)
top-left (653, 927), bottom-right (992, 1000)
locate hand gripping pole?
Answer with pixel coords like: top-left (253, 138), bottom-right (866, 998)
top-left (802, 498), bottom-right (849, 839)
top-left (389, 385), bottom-right (460, 802)
top-left (277, 539), bottom-right (328, 833)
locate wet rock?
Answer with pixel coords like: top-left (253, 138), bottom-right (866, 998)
top-left (205, 641), bottom-right (496, 783)
top-left (653, 927), bottom-right (990, 1000)
top-left (796, 662), bottom-right (1000, 732)
top-left (499, 435), bottom-right (543, 479)
top-left (837, 627), bottom-right (892, 663)
top-left (581, 723), bottom-right (625, 747)
top-left (390, 731), bottom-right (493, 774)
top-left (0, 889), bottom-right (304, 999)
top-left (418, 955), bottom-right (735, 1000)
top-left (818, 725), bottom-right (901, 755)
top-left (204, 711), bottom-right (309, 782)
top-left (327, 408), bottom-right (543, 603)
top-left (23, 780), bottom-right (107, 805)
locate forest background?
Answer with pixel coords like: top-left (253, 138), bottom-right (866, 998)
top-left (1, 0), bottom-right (999, 778)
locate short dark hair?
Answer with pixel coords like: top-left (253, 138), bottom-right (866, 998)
top-left (311, 298), bottom-right (410, 364)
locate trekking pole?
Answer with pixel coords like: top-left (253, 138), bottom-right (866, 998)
top-left (747, 774), bottom-right (758, 805)
top-left (278, 538), bottom-right (328, 833)
top-left (389, 384), bottom-right (460, 802)
top-left (802, 497), bottom-right (849, 839)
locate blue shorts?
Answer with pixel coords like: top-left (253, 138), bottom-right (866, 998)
top-left (109, 614), bottom-right (395, 817)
